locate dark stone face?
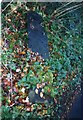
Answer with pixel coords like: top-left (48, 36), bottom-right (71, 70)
top-left (27, 11), bottom-right (49, 59)
top-left (28, 88), bottom-right (53, 104)
top-left (27, 11), bottom-right (42, 24)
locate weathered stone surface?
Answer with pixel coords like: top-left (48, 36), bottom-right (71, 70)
top-left (27, 11), bottom-right (49, 59)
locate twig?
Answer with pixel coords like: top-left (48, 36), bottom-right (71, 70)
top-left (2, 0), bottom-right (14, 13)
top-left (10, 68), bottom-right (13, 100)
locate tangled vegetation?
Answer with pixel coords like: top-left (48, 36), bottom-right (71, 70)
top-left (1, 2), bottom-right (83, 120)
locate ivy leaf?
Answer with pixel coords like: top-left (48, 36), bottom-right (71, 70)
top-left (44, 70), bottom-right (53, 84)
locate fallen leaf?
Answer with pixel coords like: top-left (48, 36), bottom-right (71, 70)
top-left (23, 96), bottom-right (29, 103)
top-left (7, 19), bottom-right (11, 22)
top-left (23, 67), bottom-right (27, 72)
top-left (35, 89), bottom-right (38, 94)
top-left (21, 87), bottom-right (25, 93)
top-left (16, 68), bottom-right (21, 72)
top-left (26, 107), bottom-right (31, 111)
top-left (18, 98), bottom-right (23, 102)
top-left (19, 51), bottom-right (26, 55)
top-left (47, 88), bottom-right (51, 93)
top-left (21, 72), bottom-right (25, 77)
top-left (40, 92), bottom-right (43, 98)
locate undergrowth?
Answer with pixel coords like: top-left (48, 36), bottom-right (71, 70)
top-left (1, 2), bottom-right (83, 120)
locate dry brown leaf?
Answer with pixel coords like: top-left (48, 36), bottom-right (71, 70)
top-left (7, 19), bottom-right (11, 22)
top-left (26, 107), bottom-right (31, 112)
top-left (19, 51), bottom-right (26, 55)
top-left (21, 72), bottom-right (25, 77)
top-left (23, 67), bottom-right (27, 72)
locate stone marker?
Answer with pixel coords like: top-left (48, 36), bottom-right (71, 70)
top-left (27, 11), bottom-right (49, 59)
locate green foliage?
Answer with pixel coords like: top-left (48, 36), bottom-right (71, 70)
top-left (1, 2), bottom-right (82, 120)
